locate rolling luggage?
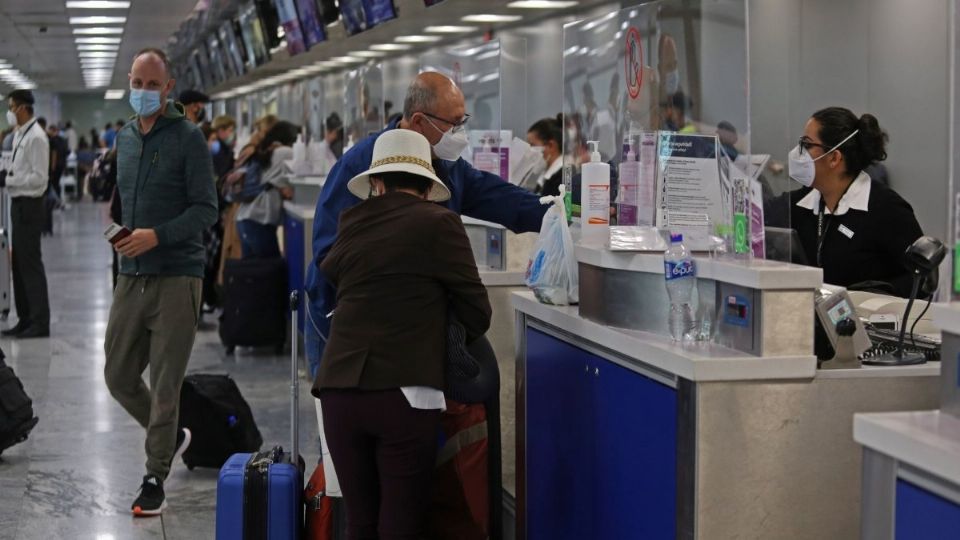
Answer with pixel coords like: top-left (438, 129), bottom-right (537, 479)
top-left (178, 373), bottom-right (263, 470)
top-left (216, 291), bottom-right (304, 540)
top-left (0, 347), bottom-right (38, 456)
top-left (219, 257), bottom-right (287, 354)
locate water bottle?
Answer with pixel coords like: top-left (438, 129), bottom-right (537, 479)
top-left (664, 233), bottom-right (698, 341)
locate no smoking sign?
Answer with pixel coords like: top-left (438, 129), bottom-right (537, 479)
top-left (624, 27), bottom-right (643, 99)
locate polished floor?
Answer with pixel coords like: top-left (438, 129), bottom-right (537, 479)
top-left (0, 201), bottom-right (320, 540)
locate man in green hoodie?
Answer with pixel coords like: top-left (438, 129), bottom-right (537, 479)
top-left (103, 48), bottom-right (217, 517)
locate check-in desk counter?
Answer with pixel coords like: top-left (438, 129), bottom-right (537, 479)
top-left (462, 216), bottom-right (537, 500)
top-left (514, 246), bottom-right (940, 539)
top-left (854, 303), bottom-right (960, 540)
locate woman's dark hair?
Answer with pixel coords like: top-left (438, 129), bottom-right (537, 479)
top-left (255, 120), bottom-right (300, 165)
top-left (528, 116), bottom-right (562, 149)
top-left (812, 107), bottom-right (888, 178)
top-left (325, 112), bottom-right (342, 132)
top-left (371, 171), bottom-right (433, 197)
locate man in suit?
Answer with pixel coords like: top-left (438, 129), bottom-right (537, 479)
top-left (313, 129), bottom-right (491, 539)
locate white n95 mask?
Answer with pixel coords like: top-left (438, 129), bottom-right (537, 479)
top-left (787, 129), bottom-right (860, 187)
top-left (432, 126), bottom-right (469, 161)
top-left (5, 110), bottom-right (17, 127)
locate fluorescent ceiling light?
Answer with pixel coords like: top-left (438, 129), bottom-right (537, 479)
top-left (73, 27), bottom-right (124, 35)
top-left (77, 44), bottom-right (119, 51)
top-left (370, 43), bottom-right (411, 51)
top-left (350, 51), bottom-right (385, 58)
top-left (67, 1), bottom-right (131, 7)
top-left (507, 0), bottom-right (578, 7)
top-left (461, 14), bottom-right (523, 23)
top-left (70, 16), bottom-right (126, 24)
top-left (425, 25), bottom-right (477, 33)
top-left (79, 51), bottom-right (117, 58)
top-left (312, 60), bottom-right (338, 68)
top-left (81, 60), bottom-right (115, 66)
top-left (104, 89), bottom-right (126, 99)
top-left (75, 37), bottom-right (122, 44)
top-left (330, 56), bottom-right (362, 64)
top-left (395, 35), bottom-right (442, 43)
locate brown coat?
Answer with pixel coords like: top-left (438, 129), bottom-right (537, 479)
top-left (312, 191), bottom-right (492, 395)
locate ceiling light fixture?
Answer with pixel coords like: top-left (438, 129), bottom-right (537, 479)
top-left (349, 51), bottom-right (386, 58)
top-left (425, 25), bottom-right (477, 33)
top-left (79, 51), bottom-right (117, 58)
top-left (330, 56), bottom-right (362, 64)
top-left (72, 27), bottom-right (124, 35)
top-left (76, 44), bottom-right (120, 51)
top-left (75, 37), bottom-right (122, 44)
top-left (104, 89), bottom-right (126, 99)
top-left (69, 16), bottom-right (126, 24)
top-left (507, 0), bottom-right (578, 8)
top-left (370, 43), bottom-right (411, 51)
top-left (395, 35), bottom-right (442, 43)
top-left (461, 14), bottom-right (523, 23)
top-left (67, 1), bottom-right (131, 7)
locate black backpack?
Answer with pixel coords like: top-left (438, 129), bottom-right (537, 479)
top-left (178, 373), bottom-right (263, 469)
top-left (0, 350), bottom-right (39, 456)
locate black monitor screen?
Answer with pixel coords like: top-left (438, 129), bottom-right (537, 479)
top-left (275, 0), bottom-right (307, 55)
top-left (219, 21), bottom-right (246, 77)
top-left (239, 1), bottom-right (270, 68)
top-left (295, 0), bottom-right (326, 48)
top-left (340, 0), bottom-right (396, 35)
top-left (206, 34), bottom-right (228, 85)
top-left (317, 0), bottom-right (339, 25)
top-left (255, 0), bottom-right (282, 50)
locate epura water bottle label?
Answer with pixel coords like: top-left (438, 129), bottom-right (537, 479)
top-left (664, 260), bottom-right (696, 280)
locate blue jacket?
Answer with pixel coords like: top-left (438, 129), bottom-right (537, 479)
top-left (304, 119), bottom-right (548, 370)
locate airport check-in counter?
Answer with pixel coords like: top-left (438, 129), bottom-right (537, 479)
top-left (514, 245), bottom-right (940, 539)
top-left (854, 303), bottom-right (960, 540)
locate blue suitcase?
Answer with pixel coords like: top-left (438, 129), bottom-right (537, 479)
top-left (216, 292), bottom-right (304, 540)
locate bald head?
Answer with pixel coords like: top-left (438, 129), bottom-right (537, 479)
top-left (128, 47), bottom-right (175, 118)
top-left (400, 72), bottom-right (467, 148)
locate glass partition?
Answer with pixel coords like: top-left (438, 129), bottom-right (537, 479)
top-left (562, 1), bottom-right (779, 258)
top-left (344, 64), bottom-right (384, 147)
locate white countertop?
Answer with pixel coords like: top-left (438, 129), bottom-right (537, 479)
top-left (283, 202), bottom-right (315, 221)
top-left (575, 245), bottom-right (823, 290)
top-left (932, 302), bottom-right (960, 336)
top-left (854, 410), bottom-right (960, 487)
top-left (480, 271), bottom-right (526, 287)
top-left (817, 363), bottom-right (941, 379)
top-left (513, 290), bottom-right (818, 382)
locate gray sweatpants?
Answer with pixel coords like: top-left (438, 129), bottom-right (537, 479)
top-left (104, 274), bottom-right (202, 480)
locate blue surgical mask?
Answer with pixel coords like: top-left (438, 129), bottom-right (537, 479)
top-left (129, 88), bottom-right (163, 117)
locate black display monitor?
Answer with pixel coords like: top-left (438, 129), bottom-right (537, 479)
top-left (206, 34), bottom-right (228, 85)
top-left (275, 0), bottom-right (307, 55)
top-left (317, 0), bottom-right (339, 25)
top-left (219, 21), bottom-right (246, 77)
top-left (340, 0), bottom-right (396, 36)
top-left (239, 1), bottom-right (270, 69)
top-left (295, 0), bottom-right (327, 48)
top-left (255, 0), bottom-right (282, 50)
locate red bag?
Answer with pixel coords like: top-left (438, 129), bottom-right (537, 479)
top-left (304, 462), bottom-right (335, 540)
top-left (425, 400), bottom-right (489, 540)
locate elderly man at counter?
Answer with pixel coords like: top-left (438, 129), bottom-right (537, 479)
top-left (302, 71), bottom-right (548, 496)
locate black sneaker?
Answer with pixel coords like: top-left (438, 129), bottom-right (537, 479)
top-left (169, 427), bottom-right (192, 470)
top-left (132, 475), bottom-right (166, 516)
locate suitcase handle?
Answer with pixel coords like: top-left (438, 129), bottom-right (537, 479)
top-left (289, 290), bottom-right (300, 464)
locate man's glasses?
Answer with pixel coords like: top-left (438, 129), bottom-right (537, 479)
top-left (420, 111), bottom-right (470, 130)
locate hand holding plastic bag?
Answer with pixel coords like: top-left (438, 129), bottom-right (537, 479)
top-left (525, 185), bottom-right (579, 305)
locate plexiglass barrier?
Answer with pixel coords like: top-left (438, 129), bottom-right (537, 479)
top-left (563, 1), bottom-right (789, 260)
top-left (344, 64), bottom-right (384, 148)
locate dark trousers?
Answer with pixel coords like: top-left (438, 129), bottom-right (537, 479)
top-left (236, 219), bottom-right (280, 259)
top-left (11, 196), bottom-right (50, 330)
top-left (320, 389), bottom-right (440, 540)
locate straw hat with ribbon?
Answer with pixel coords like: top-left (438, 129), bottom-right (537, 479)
top-left (346, 129), bottom-right (451, 202)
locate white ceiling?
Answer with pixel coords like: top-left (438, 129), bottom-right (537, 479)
top-left (0, 0), bottom-right (202, 94)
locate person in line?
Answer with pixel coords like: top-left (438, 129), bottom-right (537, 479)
top-left (314, 128), bottom-right (492, 539)
top-left (39, 118), bottom-right (68, 235)
top-left (322, 111), bottom-right (344, 164)
top-left (178, 89), bottom-right (210, 125)
top-left (209, 115), bottom-right (236, 180)
top-left (783, 107), bottom-right (923, 297)
top-left (100, 121), bottom-right (117, 149)
top-left (303, 71), bottom-right (548, 502)
top-left (235, 120), bottom-right (296, 258)
top-left (104, 48), bottom-right (217, 516)
top-left (89, 127), bottom-right (100, 150)
top-left (1, 90), bottom-right (50, 339)
top-left (63, 120), bottom-right (78, 154)
top-left (76, 137), bottom-right (97, 198)
top-left (526, 116), bottom-right (564, 196)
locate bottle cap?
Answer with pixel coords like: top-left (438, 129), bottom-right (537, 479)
top-left (670, 233), bottom-right (683, 243)
top-left (587, 141), bottom-right (601, 162)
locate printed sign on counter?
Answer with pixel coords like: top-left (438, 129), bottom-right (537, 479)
top-left (654, 133), bottom-right (723, 248)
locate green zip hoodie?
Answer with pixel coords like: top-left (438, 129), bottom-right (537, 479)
top-left (115, 100), bottom-right (217, 277)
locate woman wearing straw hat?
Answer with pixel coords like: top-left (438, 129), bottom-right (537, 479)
top-left (312, 128), bottom-right (492, 539)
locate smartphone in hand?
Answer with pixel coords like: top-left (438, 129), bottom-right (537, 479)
top-left (103, 223), bottom-right (132, 245)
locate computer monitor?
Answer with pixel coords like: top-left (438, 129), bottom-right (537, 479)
top-left (764, 227), bottom-right (809, 266)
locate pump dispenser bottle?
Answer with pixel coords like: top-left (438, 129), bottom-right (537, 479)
top-left (581, 141), bottom-right (611, 245)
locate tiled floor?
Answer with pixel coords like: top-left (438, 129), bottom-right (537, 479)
top-left (0, 201), bottom-right (319, 540)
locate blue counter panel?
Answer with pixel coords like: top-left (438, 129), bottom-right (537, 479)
top-left (525, 328), bottom-right (677, 540)
top-left (895, 479), bottom-right (960, 539)
top-left (283, 214), bottom-right (306, 332)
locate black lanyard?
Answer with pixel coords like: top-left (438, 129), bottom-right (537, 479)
top-left (814, 181), bottom-right (855, 268)
top-left (9, 120), bottom-right (38, 167)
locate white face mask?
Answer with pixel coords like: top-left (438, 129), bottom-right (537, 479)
top-left (6, 110), bottom-right (17, 127)
top-left (788, 129), bottom-right (859, 187)
top-left (424, 115), bottom-right (469, 161)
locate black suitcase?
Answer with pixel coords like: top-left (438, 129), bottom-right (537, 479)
top-left (0, 349), bottom-right (39, 456)
top-left (219, 257), bottom-right (287, 354)
top-left (178, 373), bottom-right (263, 470)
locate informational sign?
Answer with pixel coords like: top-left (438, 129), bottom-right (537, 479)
top-left (624, 27), bottom-right (644, 100)
top-left (750, 177), bottom-right (766, 258)
top-left (655, 133), bottom-right (724, 248)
